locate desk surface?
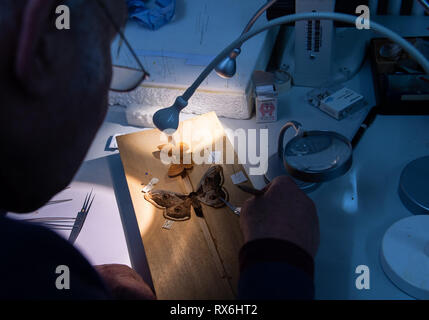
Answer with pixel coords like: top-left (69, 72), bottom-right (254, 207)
top-left (84, 104), bottom-right (429, 300)
top-left (72, 15), bottom-right (429, 299)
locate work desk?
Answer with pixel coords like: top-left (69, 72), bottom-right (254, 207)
top-left (72, 15), bottom-right (429, 299)
top-left (83, 88), bottom-right (429, 300)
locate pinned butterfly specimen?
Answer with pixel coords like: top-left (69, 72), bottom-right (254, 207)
top-left (144, 165), bottom-right (228, 221)
top-left (156, 141), bottom-right (194, 178)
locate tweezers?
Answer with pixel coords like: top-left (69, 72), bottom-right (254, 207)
top-left (220, 197), bottom-right (241, 216)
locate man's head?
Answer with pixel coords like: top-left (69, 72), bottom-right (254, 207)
top-left (0, 0), bottom-right (127, 213)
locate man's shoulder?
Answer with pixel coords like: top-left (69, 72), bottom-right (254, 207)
top-left (1, 215), bottom-right (73, 250)
top-left (0, 216), bottom-right (109, 299)
top-left (0, 216), bottom-right (84, 264)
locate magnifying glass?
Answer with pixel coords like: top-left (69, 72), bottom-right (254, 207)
top-left (264, 121), bottom-right (353, 191)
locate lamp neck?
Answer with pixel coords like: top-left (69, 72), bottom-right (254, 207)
top-left (174, 96), bottom-right (188, 112)
top-left (230, 48), bottom-right (241, 59)
top-left (231, 1), bottom-right (277, 58)
top-left (241, 0), bottom-right (278, 36)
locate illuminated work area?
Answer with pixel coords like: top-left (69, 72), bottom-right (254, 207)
top-left (1, 0), bottom-right (429, 305)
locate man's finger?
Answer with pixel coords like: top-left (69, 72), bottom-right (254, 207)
top-left (264, 175), bottom-right (300, 199)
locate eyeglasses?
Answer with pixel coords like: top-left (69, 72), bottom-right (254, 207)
top-left (96, 0), bottom-right (150, 92)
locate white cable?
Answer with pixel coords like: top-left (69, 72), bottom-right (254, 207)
top-left (182, 12), bottom-right (429, 102)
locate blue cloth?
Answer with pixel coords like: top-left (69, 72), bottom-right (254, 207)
top-left (126, 0), bottom-right (176, 30)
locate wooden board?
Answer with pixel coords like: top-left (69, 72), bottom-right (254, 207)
top-left (117, 112), bottom-right (254, 299)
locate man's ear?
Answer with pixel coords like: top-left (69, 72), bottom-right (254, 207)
top-left (16, 0), bottom-right (61, 94)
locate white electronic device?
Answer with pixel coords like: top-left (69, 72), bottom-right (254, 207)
top-left (319, 87), bottom-right (365, 120)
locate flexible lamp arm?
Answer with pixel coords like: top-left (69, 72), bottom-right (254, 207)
top-left (215, 0), bottom-right (278, 78)
top-left (226, 0), bottom-right (278, 58)
top-left (154, 12), bottom-right (429, 132)
top-left (241, 0), bottom-right (278, 43)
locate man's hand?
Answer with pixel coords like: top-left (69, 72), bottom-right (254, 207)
top-left (240, 176), bottom-right (320, 258)
top-left (95, 264), bottom-right (156, 300)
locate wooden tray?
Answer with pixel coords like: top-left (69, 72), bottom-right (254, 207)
top-left (117, 112), bottom-right (254, 299)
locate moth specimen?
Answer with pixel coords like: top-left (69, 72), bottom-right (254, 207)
top-left (144, 165), bottom-right (228, 221)
top-left (156, 141), bottom-right (193, 178)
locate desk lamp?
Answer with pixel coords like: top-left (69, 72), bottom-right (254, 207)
top-left (152, 10), bottom-right (429, 299)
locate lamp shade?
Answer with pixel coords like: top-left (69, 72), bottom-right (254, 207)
top-left (153, 96), bottom-right (188, 132)
top-left (215, 48), bottom-right (241, 79)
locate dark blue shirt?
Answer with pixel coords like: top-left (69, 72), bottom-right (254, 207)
top-left (0, 215), bottom-right (314, 300)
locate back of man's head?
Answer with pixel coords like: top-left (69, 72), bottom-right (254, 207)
top-left (0, 0), bottom-right (126, 213)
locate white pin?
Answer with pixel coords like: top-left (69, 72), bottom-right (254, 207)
top-left (142, 178), bottom-right (160, 193)
top-left (162, 220), bottom-right (174, 230)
